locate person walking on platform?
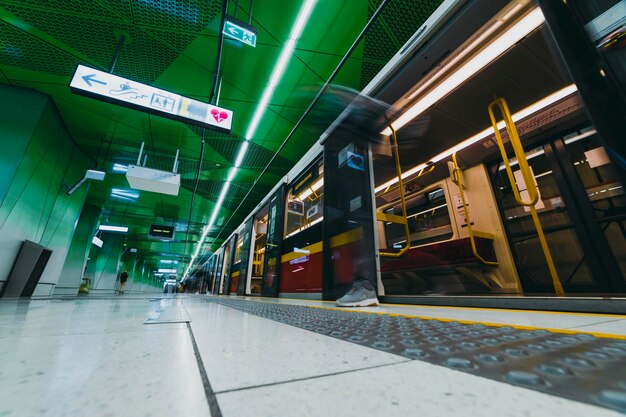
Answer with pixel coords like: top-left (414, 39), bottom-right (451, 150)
top-left (117, 269), bottom-right (129, 294)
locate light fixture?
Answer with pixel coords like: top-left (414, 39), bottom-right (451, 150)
top-left (111, 188), bottom-right (139, 200)
top-left (375, 84), bottom-right (578, 193)
top-left (112, 163), bottom-right (128, 173)
top-left (244, 0), bottom-right (318, 141)
top-left (296, 178), bottom-right (324, 201)
top-left (184, 0), bottom-right (317, 278)
top-left (92, 236), bottom-right (104, 247)
top-left (98, 225), bottom-right (128, 233)
top-left (158, 268), bottom-right (177, 274)
top-left (382, 7), bottom-right (545, 136)
top-left (160, 260), bottom-right (178, 264)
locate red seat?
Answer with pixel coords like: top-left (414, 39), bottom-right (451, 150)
top-left (381, 237), bottom-right (496, 272)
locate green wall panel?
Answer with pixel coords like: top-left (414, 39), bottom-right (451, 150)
top-left (87, 233), bottom-right (124, 294)
top-left (0, 85), bottom-right (90, 296)
top-left (54, 204), bottom-right (100, 296)
top-left (0, 84), bottom-right (48, 202)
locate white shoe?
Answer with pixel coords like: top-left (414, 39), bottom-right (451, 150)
top-left (336, 281), bottom-right (379, 307)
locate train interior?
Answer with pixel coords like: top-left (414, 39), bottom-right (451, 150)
top-left (370, 0), bottom-right (625, 298)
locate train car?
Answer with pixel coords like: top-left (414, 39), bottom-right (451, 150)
top-left (204, 0), bottom-right (625, 304)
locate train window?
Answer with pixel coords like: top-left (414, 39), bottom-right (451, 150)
top-left (233, 232), bottom-right (244, 268)
top-left (385, 187), bottom-right (453, 248)
top-left (284, 160), bottom-right (324, 238)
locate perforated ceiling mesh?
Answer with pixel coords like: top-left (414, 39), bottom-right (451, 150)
top-left (359, 0), bottom-right (443, 89)
top-left (1, 0), bottom-right (220, 82)
top-left (0, 22), bottom-right (80, 75)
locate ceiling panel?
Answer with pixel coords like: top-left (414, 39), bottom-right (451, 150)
top-left (0, 0), bottom-right (445, 272)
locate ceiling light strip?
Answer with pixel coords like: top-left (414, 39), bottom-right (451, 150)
top-left (98, 225), bottom-right (128, 232)
top-left (382, 7), bottom-right (545, 136)
top-left (375, 84), bottom-right (578, 193)
top-left (185, 0), bottom-right (318, 278)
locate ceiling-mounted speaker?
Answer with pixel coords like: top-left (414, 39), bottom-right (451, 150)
top-left (126, 165), bottom-right (180, 196)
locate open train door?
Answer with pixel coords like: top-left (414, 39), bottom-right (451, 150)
top-left (261, 185), bottom-right (286, 298)
top-left (322, 135), bottom-right (381, 300)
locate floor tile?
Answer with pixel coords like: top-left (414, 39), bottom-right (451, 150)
top-left (184, 300), bottom-right (407, 393)
top-left (0, 300), bottom-right (210, 417)
top-left (216, 359), bottom-right (624, 417)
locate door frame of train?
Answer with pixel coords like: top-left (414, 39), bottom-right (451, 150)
top-left (221, 234), bottom-right (237, 295)
top-left (261, 185), bottom-right (286, 298)
top-left (322, 138), bottom-right (380, 300)
top-left (236, 219), bottom-right (254, 295)
top-left (489, 128), bottom-right (625, 294)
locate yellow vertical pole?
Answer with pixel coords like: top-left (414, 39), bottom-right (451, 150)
top-left (488, 98), bottom-right (564, 296)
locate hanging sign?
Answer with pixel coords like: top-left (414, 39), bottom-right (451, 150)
top-left (69, 65), bottom-right (233, 133)
top-left (223, 16), bottom-right (257, 47)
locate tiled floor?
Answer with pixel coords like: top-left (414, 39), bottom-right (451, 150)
top-left (0, 295), bottom-right (624, 417)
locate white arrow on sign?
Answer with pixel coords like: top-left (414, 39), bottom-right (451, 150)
top-left (227, 26), bottom-right (239, 36)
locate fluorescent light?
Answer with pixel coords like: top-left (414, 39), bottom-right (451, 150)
top-left (382, 7), bottom-right (545, 136)
top-left (155, 273), bottom-right (164, 277)
top-left (406, 20), bottom-right (503, 102)
top-left (98, 225), bottom-right (128, 232)
top-left (564, 129), bottom-right (597, 144)
top-left (297, 178), bottom-right (324, 201)
top-left (111, 188), bottom-right (139, 199)
top-left (375, 84), bottom-right (578, 193)
top-left (245, 0), bottom-right (318, 140)
top-left (534, 170), bottom-right (553, 179)
top-left (227, 167), bottom-right (238, 182)
top-left (158, 268), bottom-right (177, 274)
top-left (183, 0), bottom-right (317, 279)
top-left (112, 163), bottom-right (128, 173)
top-left (234, 140), bottom-right (249, 167)
top-left (160, 260), bottom-right (178, 264)
top-left (110, 194), bottom-right (137, 202)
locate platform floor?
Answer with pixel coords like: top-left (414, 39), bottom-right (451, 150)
top-left (1, 294), bottom-right (625, 417)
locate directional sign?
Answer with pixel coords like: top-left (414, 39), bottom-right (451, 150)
top-left (69, 65), bottom-right (234, 133)
top-left (223, 16), bottom-right (257, 47)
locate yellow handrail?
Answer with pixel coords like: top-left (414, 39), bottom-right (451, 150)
top-left (488, 97), bottom-right (564, 296)
top-left (451, 153), bottom-right (498, 266)
top-left (378, 125), bottom-right (411, 258)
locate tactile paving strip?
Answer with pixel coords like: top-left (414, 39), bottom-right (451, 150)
top-left (211, 298), bottom-right (626, 413)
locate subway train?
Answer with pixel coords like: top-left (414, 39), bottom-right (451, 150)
top-left (196, 0), bottom-right (626, 305)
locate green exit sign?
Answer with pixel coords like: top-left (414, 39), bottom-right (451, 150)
top-left (223, 16), bottom-right (257, 47)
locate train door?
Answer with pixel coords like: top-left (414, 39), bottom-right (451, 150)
top-left (229, 231), bottom-right (243, 295)
top-left (279, 160), bottom-right (324, 298)
top-left (249, 205), bottom-right (269, 295)
top-left (236, 219), bottom-right (253, 295)
top-left (322, 138), bottom-right (379, 300)
top-left (212, 248), bottom-right (224, 294)
top-left (493, 127), bottom-right (626, 293)
top-left (221, 235), bottom-right (236, 295)
top-left (204, 255), bottom-right (215, 293)
top-left (261, 186), bottom-right (285, 297)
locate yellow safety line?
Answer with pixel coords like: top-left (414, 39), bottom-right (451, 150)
top-left (221, 296), bottom-right (626, 340)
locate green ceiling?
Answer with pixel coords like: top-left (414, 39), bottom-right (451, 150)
top-left (0, 0), bottom-right (443, 274)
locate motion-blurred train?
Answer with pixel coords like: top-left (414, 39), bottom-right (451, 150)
top-left (193, 0), bottom-right (626, 303)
